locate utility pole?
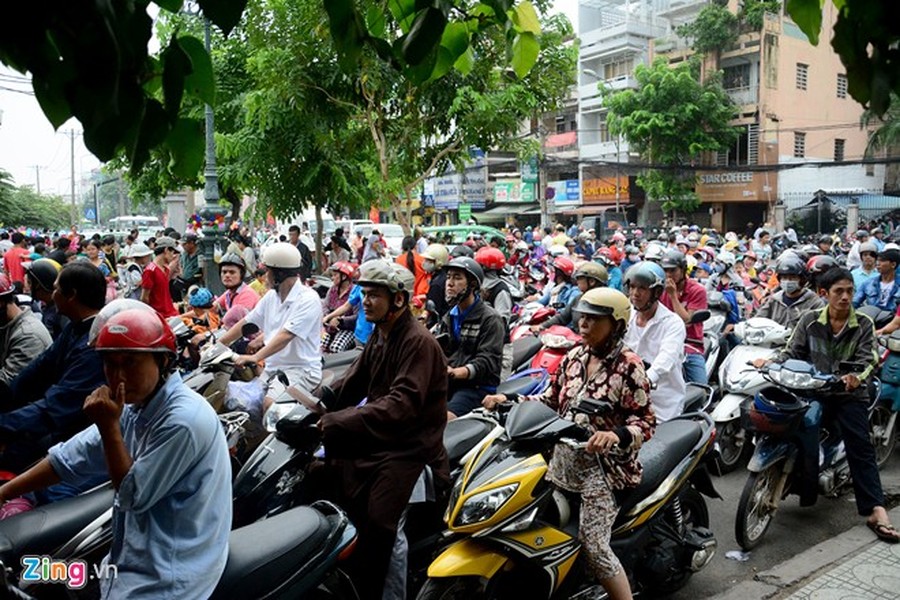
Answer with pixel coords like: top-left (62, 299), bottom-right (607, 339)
top-left (68, 129), bottom-right (76, 226)
top-left (31, 165), bottom-right (41, 194)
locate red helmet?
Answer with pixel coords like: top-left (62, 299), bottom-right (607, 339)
top-left (0, 274), bottom-right (13, 297)
top-left (552, 256), bottom-right (575, 277)
top-left (475, 247), bottom-right (506, 271)
top-left (329, 261), bottom-right (357, 280)
top-left (91, 300), bottom-right (176, 354)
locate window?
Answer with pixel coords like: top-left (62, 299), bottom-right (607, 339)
top-left (796, 63), bottom-right (808, 90)
top-left (837, 74), bottom-right (848, 99)
top-left (570, 119), bottom-right (577, 132)
top-left (834, 139), bottom-right (845, 162)
top-left (603, 57), bottom-right (634, 80)
top-left (555, 115), bottom-right (566, 134)
top-left (794, 132), bottom-right (806, 158)
top-left (598, 120), bottom-right (614, 143)
top-left (716, 124), bottom-right (760, 166)
top-left (866, 163), bottom-right (875, 176)
top-left (723, 64), bottom-right (751, 90)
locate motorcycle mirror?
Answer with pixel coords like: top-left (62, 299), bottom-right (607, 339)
top-left (425, 299), bottom-right (437, 313)
top-left (689, 310), bottom-right (710, 324)
top-left (241, 322), bottom-right (260, 338)
top-left (276, 371), bottom-right (290, 386)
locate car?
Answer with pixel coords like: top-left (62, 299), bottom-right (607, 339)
top-left (422, 224), bottom-right (506, 246)
top-left (355, 223), bottom-right (405, 257)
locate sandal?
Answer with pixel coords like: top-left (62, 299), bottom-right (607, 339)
top-left (867, 520), bottom-right (900, 544)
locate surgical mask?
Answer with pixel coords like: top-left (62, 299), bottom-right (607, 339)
top-left (423, 260), bottom-right (435, 274)
top-left (781, 280), bottom-right (801, 294)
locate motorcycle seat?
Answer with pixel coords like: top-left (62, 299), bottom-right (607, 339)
top-left (497, 376), bottom-right (541, 397)
top-left (212, 505), bottom-right (336, 598)
top-left (0, 484), bottom-right (114, 564)
top-left (616, 420), bottom-right (703, 517)
top-left (444, 418), bottom-right (496, 466)
top-left (682, 385), bottom-right (709, 414)
top-left (511, 336), bottom-right (542, 371)
top-left (321, 347), bottom-right (362, 370)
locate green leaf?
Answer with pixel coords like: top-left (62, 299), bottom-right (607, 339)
top-left (786, 0), bottom-right (823, 46)
top-left (440, 21), bottom-right (470, 60)
top-left (366, 5), bottom-right (387, 38)
top-left (388, 0), bottom-right (418, 33)
top-left (130, 100), bottom-right (172, 175)
top-left (402, 7), bottom-right (448, 66)
top-left (511, 31), bottom-right (539, 78)
top-left (32, 67), bottom-right (74, 129)
top-left (161, 38), bottom-right (191, 121)
top-left (197, 0), bottom-right (249, 36)
top-left (454, 46), bottom-right (476, 75)
top-left (324, 0), bottom-right (367, 71)
top-left (165, 118), bottom-right (205, 179)
top-left (512, 1), bottom-right (541, 35)
top-left (178, 35), bottom-right (216, 105)
top-left (154, 0), bottom-right (184, 12)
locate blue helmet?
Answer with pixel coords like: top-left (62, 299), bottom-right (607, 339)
top-left (623, 261), bottom-right (665, 290)
top-left (189, 287), bottom-right (214, 308)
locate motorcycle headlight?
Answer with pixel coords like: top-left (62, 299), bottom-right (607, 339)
top-left (769, 369), bottom-right (826, 390)
top-left (888, 335), bottom-right (900, 353)
top-left (263, 402), bottom-right (296, 432)
top-left (454, 483), bottom-right (518, 526)
top-left (744, 329), bottom-right (766, 345)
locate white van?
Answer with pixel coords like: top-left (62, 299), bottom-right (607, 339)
top-left (334, 219), bottom-right (375, 239)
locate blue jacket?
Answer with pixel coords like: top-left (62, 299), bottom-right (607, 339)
top-left (853, 276), bottom-right (900, 313)
top-left (607, 266), bottom-right (623, 292)
top-left (538, 282), bottom-right (581, 310)
top-left (0, 317), bottom-right (106, 452)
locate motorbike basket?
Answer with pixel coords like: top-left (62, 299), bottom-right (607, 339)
top-left (740, 388), bottom-right (806, 437)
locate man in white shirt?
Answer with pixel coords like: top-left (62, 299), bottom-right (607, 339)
top-left (622, 262), bottom-right (687, 421)
top-left (846, 229), bottom-right (869, 270)
top-left (218, 243), bottom-right (322, 403)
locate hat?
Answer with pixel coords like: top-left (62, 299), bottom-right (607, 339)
top-left (856, 230), bottom-right (870, 239)
top-left (155, 236), bottom-right (180, 252)
top-left (183, 232), bottom-right (199, 242)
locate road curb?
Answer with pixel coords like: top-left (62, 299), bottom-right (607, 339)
top-left (709, 506), bottom-right (900, 600)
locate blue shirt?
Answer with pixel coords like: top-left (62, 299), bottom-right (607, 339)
top-left (851, 268), bottom-right (877, 293)
top-left (853, 275), bottom-right (900, 313)
top-left (538, 282), bottom-right (581, 309)
top-left (348, 284), bottom-right (374, 344)
top-left (48, 373), bottom-right (232, 600)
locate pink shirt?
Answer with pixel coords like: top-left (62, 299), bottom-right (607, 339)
top-left (660, 278), bottom-right (708, 355)
top-left (215, 283), bottom-right (260, 314)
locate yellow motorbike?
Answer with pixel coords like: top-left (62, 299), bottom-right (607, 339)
top-left (417, 400), bottom-right (720, 599)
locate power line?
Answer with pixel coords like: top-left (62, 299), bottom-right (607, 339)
top-left (0, 85), bottom-right (35, 96)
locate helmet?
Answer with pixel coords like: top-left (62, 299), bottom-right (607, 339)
top-left (91, 301), bottom-right (176, 355)
top-left (859, 241), bottom-right (878, 256)
top-left (856, 229), bottom-right (870, 239)
top-left (611, 232), bottom-right (626, 242)
top-left (552, 256), bottom-right (575, 277)
top-left (329, 261), bottom-right (357, 280)
top-left (514, 240), bottom-right (529, 253)
top-left (807, 255), bottom-right (838, 276)
top-left (262, 243), bottom-right (302, 269)
top-left (817, 234), bottom-right (833, 245)
top-left (624, 245), bottom-right (639, 256)
top-left (574, 262), bottom-right (608, 286)
top-left (219, 252), bottom-right (247, 274)
top-left (357, 260), bottom-right (415, 297)
top-left (421, 243), bottom-right (450, 268)
top-left (450, 244), bottom-right (475, 259)
top-left (775, 255), bottom-right (807, 278)
top-left (446, 257), bottom-right (484, 288)
top-left (624, 261), bottom-right (666, 290)
top-left (129, 243), bottom-right (153, 258)
top-left (475, 247), bottom-right (506, 271)
top-left (717, 251), bottom-right (737, 268)
top-left (548, 244), bottom-right (569, 258)
top-left (660, 250), bottom-right (688, 271)
top-left (575, 288), bottom-right (631, 325)
top-left (0, 274), bottom-right (14, 298)
top-left (23, 258), bottom-right (62, 292)
top-left (643, 243), bottom-right (665, 262)
top-left (744, 387), bottom-right (807, 436)
top-left (188, 287), bottom-right (214, 308)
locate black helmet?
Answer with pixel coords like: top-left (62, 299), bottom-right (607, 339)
top-left (808, 255), bottom-right (838, 276)
top-left (446, 256), bottom-right (484, 288)
top-left (659, 249), bottom-right (688, 271)
top-left (450, 245), bottom-right (475, 259)
top-left (219, 252), bottom-right (247, 275)
top-left (775, 255), bottom-right (807, 278)
top-left (24, 258), bottom-right (62, 292)
top-left (817, 234), bottom-right (833, 246)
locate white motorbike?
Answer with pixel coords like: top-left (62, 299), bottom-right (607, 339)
top-left (710, 317), bottom-right (791, 473)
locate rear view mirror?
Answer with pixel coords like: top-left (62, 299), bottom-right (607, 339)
top-left (689, 310), bottom-right (710, 325)
top-left (242, 323), bottom-right (260, 338)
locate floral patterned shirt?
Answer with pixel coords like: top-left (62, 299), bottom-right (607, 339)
top-left (524, 343), bottom-right (655, 492)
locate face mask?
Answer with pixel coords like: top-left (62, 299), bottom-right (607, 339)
top-left (423, 261), bottom-right (435, 274)
top-left (781, 280), bottom-right (801, 294)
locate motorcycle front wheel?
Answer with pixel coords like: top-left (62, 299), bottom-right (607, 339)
top-left (416, 577), bottom-right (484, 600)
top-left (713, 419), bottom-right (752, 474)
top-left (735, 465), bottom-right (781, 551)
top-left (869, 405), bottom-right (897, 469)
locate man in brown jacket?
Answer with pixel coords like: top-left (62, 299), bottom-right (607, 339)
top-left (318, 260), bottom-right (449, 598)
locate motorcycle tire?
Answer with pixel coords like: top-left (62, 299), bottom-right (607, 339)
top-left (713, 419), bottom-right (753, 475)
top-left (869, 405), bottom-right (897, 470)
top-left (735, 465), bottom-right (781, 551)
top-left (647, 487), bottom-right (710, 595)
top-left (416, 577), bottom-right (484, 600)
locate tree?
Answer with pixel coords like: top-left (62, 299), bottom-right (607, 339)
top-left (786, 0), bottom-right (900, 116)
top-left (605, 58), bottom-right (739, 218)
top-left (677, 3), bottom-right (739, 56)
top-left (861, 94), bottom-right (900, 157)
top-left (0, 169), bottom-right (73, 230)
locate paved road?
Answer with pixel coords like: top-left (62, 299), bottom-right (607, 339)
top-left (670, 450), bottom-right (900, 599)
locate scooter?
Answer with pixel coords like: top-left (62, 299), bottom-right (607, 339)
top-left (530, 325), bottom-right (582, 384)
top-left (710, 317), bottom-right (791, 473)
top-left (509, 302), bottom-right (557, 342)
top-left (871, 330), bottom-right (900, 468)
top-left (858, 304), bottom-right (896, 330)
top-left (417, 400), bottom-right (720, 599)
top-left (734, 359), bottom-right (881, 550)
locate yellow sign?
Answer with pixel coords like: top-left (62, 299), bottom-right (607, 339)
top-left (582, 177), bottom-right (629, 203)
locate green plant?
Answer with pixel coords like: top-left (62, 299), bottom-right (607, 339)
top-left (677, 4), bottom-right (739, 55)
top-left (740, 0), bottom-right (781, 31)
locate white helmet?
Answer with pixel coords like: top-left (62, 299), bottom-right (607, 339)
top-left (262, 242), bottom-right (302, 269)
top-left (421, 243), bottom-right (450, 269)
top-left (548, 244), bottom-right (569, 257)
top-left (644, 243), bottom-right (665, 262)
top-left (129, 243), bottom-right (153, 258)
top-left (717, 251), bottom-right (737, 268)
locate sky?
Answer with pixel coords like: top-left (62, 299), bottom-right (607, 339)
top-left (0, 1), bottom-right (580, 199)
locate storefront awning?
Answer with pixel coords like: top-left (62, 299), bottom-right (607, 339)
top-left (558, 203), bottom-right (624, 216)
top-left (475, 202), bottom-right (539, 221)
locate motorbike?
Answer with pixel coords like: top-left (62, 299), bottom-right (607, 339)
top-left (417, 400), bottom-right (720, 599)
top-left (702, 291), bottom-right (729, 389)
top-left (734, 359), bottom-right (881, 550)
top-left (871, 330), bottom-right (900, 468)
top-left (710, 317), bottom-right (791, 474)
top-left (529, 325), bottom-right (582, 384)
top-left (509, 302), bottom-right (557, 342)
top-left (858, 304), bottom-right (896, 330)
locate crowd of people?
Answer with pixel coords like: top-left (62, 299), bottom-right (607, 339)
top-left (0, 214), bottom-right (898, 599)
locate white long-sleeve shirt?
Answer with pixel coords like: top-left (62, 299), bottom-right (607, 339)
top-left (623, 302), bottom-right (687, 421)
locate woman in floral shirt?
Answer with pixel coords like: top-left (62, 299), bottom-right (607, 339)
top-left (321, 261), bottom-right (357, 353)
top-left (484, 288), bottom-right (655, 600)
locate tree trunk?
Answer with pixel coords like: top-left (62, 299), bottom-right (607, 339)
top-left (315, 205), bottom-right (324, 274)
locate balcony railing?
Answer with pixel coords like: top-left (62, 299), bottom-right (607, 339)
top-left (725, 85), bottom-right (759, 106)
